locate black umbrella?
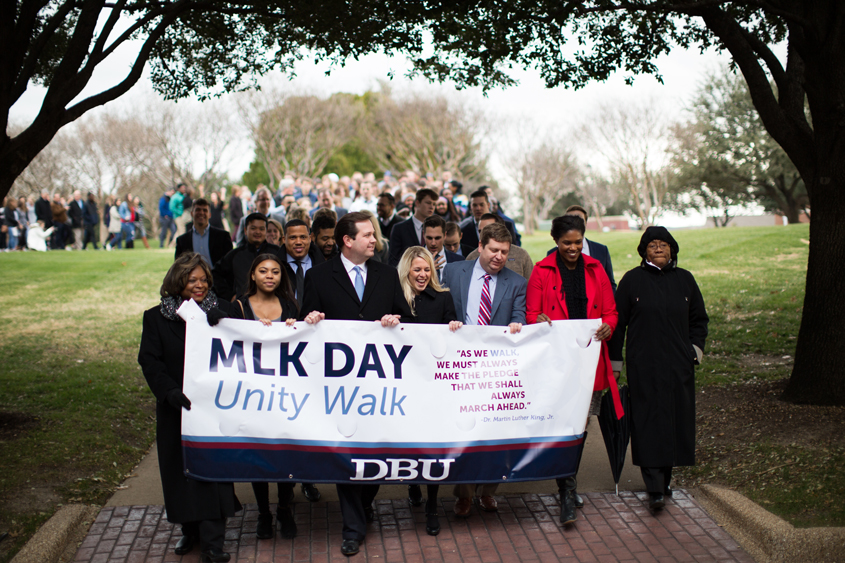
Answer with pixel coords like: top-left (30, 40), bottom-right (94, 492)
top-left (597, 384), bottom-right (631, 495)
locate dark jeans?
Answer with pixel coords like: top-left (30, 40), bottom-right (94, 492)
top-left (159, 215), bottom-right (176, 247)
top-left (251, 482), bottom-right (295, 515)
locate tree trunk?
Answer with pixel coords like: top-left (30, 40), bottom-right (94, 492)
top-left (782, 175), bottom-right (845, 405)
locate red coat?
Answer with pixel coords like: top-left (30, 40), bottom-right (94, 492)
top-left (527, 252), bottom-right (623, 417)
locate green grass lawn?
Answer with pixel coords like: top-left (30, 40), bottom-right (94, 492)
top-left (0, 224), bottom-right (834, 560)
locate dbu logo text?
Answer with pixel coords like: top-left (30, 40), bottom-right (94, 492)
top-left (350, 458), bottom-right (455, 481)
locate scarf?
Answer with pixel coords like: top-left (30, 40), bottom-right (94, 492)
top-left (556, 253), bottom-right (588, 320)
top-left (160, 291), bottom-right (219, 321)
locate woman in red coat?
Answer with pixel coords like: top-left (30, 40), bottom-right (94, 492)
top-left (526, 214), bottom-right (619, 526)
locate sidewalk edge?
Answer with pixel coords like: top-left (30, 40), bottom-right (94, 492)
top-left (696, 483), bottom-right (845, 563)
top-left (10, 504), bottom-right (99, 563)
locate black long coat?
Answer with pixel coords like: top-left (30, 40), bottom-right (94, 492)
top-left (138, 301), bottom-right (242, 523)
top-left (609, 262), bottom-right (708, 468)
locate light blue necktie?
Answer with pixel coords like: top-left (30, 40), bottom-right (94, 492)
top-left (353, 266), bottom-right (365, 301)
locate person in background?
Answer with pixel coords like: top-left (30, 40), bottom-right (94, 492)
top-left (284, 205), bottom-right (312, 230)
top-left (82, 192), bottom-right (100, 250)
top-left (311, 211), bottom-right (337, 260)
top-left (175, 198), bottom-right (233, 270)
top-left (213, 213), bottom-right (282, 301)
top-left (388, 188), bottom-right (438, 266)
top-left (459, 189), bottom-right (518, 249)
top-left (27, 220), bottom-right (54, 251)
top-left (4, 197), bottom-right (22, 251)
top-left (466, 214), bottom-right (534, 279)
top-left (35, 189), bottom-right (53, 230)
top-left (209, 191), bottom-right (227, 231)
top-left (525, 214), bottom-right (619, 525)
top-left (265, 218), bottom-right (283, 247)
top-left (68, 190), bottom-right (85, 250)
top-left (361, 210), bottom-right (389, 264)
top-left (50, 199), bottom-right (72, 249)
top-left (376, 192), bottom-right (401, 239)
top-left (610, 227), bottom-right (709, 512)
top-left (170, 183), bottom-right (188, 237)
top-left (106, 195), bottom-right (135, 250)
top-left (138, 253), bottom-right (240, 562)
top-left (159, 189), bottom-right (176, 248)
top-left (441, 222), bottom-right (526, 517)
top-left (444, 221), bottom-right (474, 257)
top-left (397, 246), bottom-right (463, 536)
top-left (228, 186), bottom-right (244, 241)
top-left (348, 181), bottom-right (378, 213)
top-left (133, 196), bottom-right (151, 249)
top-left (309, 187), bottom-right (348, 220)
top-left (422, 215), bottom-right (462, 283)
top-left (234, 187), bottom-right (285, 245)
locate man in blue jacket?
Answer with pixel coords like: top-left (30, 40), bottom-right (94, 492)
top-left (159, 188), bottom-right (176, 248)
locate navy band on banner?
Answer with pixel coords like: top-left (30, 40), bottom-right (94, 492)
top-left (175, 300), bottom-right (602, 485)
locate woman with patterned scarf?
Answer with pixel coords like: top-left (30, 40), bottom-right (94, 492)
top-left (525, 215), bottom-right (619, 527)
top-left (138, 252), bottom-right (240, 563)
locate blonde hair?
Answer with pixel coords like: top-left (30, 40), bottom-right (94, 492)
top-left (397, 246), bottom-right (448, 315)
top-left (285, 205), bottom-right (311, 229)
top-left (360, 210), bottom-right (385, 252)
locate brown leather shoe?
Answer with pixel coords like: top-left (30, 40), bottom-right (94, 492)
top-left (478, 495), bottom-right (498, 512)
top-left (454, 497), bottom-right (472, 517)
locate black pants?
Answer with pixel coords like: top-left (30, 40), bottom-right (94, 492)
top-left (337, 484), bottom-right (379, 541)
top-left (82, 225), bottom-right (99, 249)
top-left (251, 482), bottom-right (295, 515)
top-left (640, 466), bottom-right (673, 494)
top-left (181, 518), bottom-right (225, 551)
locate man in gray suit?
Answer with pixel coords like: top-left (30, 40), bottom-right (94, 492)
top-left (440, 222), bottom-right (527, 518)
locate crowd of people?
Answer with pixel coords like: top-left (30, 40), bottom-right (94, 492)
top-left (137, 169), bottom-right (709, 562)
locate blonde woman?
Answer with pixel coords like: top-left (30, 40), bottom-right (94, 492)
top-left (361, 210), bottom-right (389, 263)
top-left (266, 218), bottom-right (283, 246)
top-left (396, 246), bottom-right (463, 536)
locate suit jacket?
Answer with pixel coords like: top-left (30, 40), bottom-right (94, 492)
top-left (279, 243), bottom-right (326, 305)
top-left (388, 217), bottom-right (423, 266)
top-left (441, 259), bottom-right (527, 326)
top-left (174, 226), bottom-right (233, 268)
top-left (68, 199), bottom-right (85, 228)
top-left (379, 214), bottom-right (403, 239)
top-left (35, 197), bottom-right (53, 228)
top-left (546, 238), bottom-right (616, 292)
top-left (301, 255), bottom-right (412, 321)
top-left (459, 217), bottom-right (519, 249)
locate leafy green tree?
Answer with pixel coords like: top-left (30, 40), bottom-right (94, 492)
top-left (400, 1), bottom-right (842, 405)
top-left (668, 70), bottom-right (808, 225)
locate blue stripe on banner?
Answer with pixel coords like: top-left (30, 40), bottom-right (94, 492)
top-left (182, 436), bottom-right (585, 484)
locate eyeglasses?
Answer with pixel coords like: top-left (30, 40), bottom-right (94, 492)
top-left (647, 242), bottom-right (670, 250)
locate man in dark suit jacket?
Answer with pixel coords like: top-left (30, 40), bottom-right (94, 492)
top-left (440, 222), bottom-right (527, 518)
top-left (376, 192), bottom-right (402, 239)
top-left (301, 212), bottom-right (412, 557)
top-left (422, 215), bottom-right (463, 283)
top-left (545, 205), bottom-right (616, 292)
top-left (175, 198), bottom-right (233, 270)
top-left (35, 190), bottom-right (53, 229)
top-left (459, 189), bottom-right (518, 249)
top-left (278, 219), bottom-right (325, 308)
top-left (387, 188), bottom-right (438, 266)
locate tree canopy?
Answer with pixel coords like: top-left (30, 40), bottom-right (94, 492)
top-left (5, 0), bottom-right (845, 404)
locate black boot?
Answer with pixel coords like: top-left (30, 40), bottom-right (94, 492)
top-left (408, 484), bottom-right (423, 506)
top-left (276, 506), bottom-right (297, 539)
top-left (560, 489), bottom-right (577, 526)
top-left (424, 496), bottom-right (440, 536)
top-left (256, 513), bottom-right (274, 539)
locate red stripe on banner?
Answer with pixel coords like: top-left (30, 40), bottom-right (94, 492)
top-left (182, 438), bottom-right (584, 454)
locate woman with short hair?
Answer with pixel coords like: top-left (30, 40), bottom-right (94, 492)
top-left (138, 253), bottom-right (241, 562)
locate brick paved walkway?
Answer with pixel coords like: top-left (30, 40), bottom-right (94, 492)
top-left (73, 490), bottom-right (753, 563)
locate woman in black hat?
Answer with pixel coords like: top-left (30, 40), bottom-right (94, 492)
top-left (608, 227), bottom-right (709, 511)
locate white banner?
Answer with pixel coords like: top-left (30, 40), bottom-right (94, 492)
top-left (177, 299), bottom-right (601, 484)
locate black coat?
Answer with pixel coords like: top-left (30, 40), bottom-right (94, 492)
top-left (411, 286), bottom-right (457, 324)
top-left (301, 255), bottom-right (412, 321)
top-left (379, 214), bottom-right (403, 240)
top-left (213, 241), bottom-right (285, 301)
top-left (174, 226), bottom-right (234, 270)
top-left (35, 197), bottom-right (53, 228)
top-left (609, 262), bottom-right (708, 468)
top-left (68, 199), bottom-right (85, 228)
top-left (387, 218), bottom-right (422, 266)
top-left (137, 301), bottom-right (241, 523)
